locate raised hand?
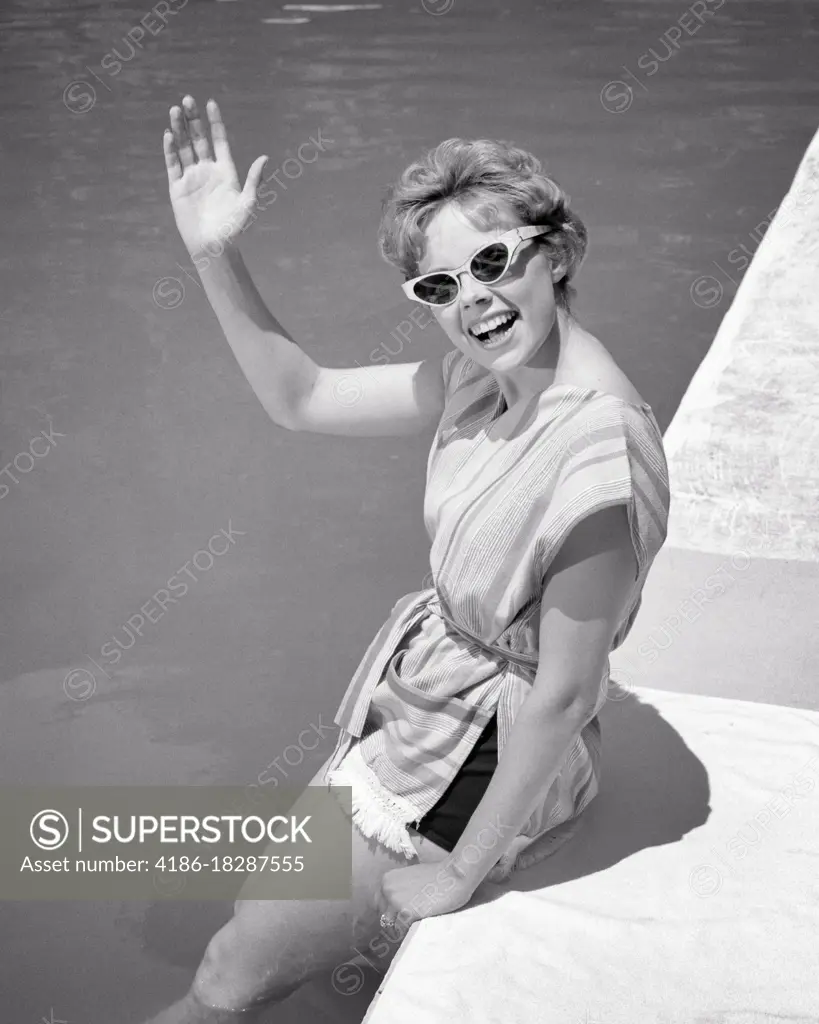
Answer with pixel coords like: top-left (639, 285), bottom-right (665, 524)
top-left (163, 95), bottom-right (268, 257)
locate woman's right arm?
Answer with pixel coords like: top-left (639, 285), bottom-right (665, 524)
top-left (165, 95), bottom-right (445, 437)
top-left (197, 246), bottom-right (446, 436)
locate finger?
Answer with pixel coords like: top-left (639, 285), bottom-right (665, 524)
top-left (241, 154), bottom-right (269, 206)
top-left (381, 901), bottom-right (407, 927)
top-left (391, 909), bottom-right (415, 935)
top-left (169, 104), bottom-right (194, 168)
top-left (376, 898), bottom-right (395, 927)
top-left (182, 94), bottom-right (211, 163)
top-left (163, 128), bottom-right (182, 184)
top-left (206, 98), bottom-right (233, 167)
top-left (379, 910), bottom-right (401, 934)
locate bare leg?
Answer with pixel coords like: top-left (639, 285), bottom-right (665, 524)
top-left (139, 761), bottom-right (450, 1023)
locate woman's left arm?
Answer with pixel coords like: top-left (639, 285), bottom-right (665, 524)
top-left (379, 503), bottom-right (639, 924)
top-left (448, 502), bottom-right (639, 889)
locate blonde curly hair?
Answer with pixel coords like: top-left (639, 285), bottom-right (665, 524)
top-left (378, 138), bottom-right (588, 312)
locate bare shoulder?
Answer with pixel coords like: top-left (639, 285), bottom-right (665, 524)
top-left (558, 329), bottom-right (646, 406)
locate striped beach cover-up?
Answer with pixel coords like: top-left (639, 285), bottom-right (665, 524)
top-left (325, 347), bottom-right (670, 881)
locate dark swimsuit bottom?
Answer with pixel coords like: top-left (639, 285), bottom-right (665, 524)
top-left (413, 713), bottom-right (498, 852)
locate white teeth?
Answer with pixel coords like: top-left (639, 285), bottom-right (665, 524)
top-left (469, 311), bottom-right (516, 337)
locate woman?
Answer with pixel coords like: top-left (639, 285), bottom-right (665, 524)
top-left (147, 95), bottom-right (669, 1022)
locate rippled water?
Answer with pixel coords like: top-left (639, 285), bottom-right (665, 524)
top-left (0, 0), bottom-right (817, 1019)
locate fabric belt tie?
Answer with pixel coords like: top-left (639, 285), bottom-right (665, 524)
top-left (430, 594), bottom-right (539, 672)
top-left (331, 587), bottom-right (538, 741)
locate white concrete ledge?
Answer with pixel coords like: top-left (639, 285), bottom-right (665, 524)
top-left (363, 686), bottom-right (819, 1023)
top-left (663, 124), bottom-right (819, 561)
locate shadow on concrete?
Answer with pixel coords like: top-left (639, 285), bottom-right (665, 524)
top-left (469, 681), bottom-right (711, 900)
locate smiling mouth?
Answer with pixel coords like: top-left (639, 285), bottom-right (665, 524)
top-left (468, 310), bottom-right (519, 345)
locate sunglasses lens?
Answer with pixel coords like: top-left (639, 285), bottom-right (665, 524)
top-left (471, 242), bottom-right (510, 282)
top-left (413, 273), bottom-right (458, 305)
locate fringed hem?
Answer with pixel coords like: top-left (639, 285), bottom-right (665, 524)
top-left (324, 733), bottom-right (596, 881)
top-left (326, 744), bottom-right (420, 861)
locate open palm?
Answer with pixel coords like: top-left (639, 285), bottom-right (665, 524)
top-left (163, 95), bottom-right (268, 256)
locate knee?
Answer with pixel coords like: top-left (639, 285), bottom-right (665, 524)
top-left (191, 922), bottom-right (287, 1012)
top-left (191, 927), bottom-right (247, 1010)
